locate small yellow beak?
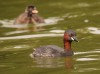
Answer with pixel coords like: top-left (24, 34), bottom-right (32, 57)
top-left (32, 10), bottom-right (38, 14)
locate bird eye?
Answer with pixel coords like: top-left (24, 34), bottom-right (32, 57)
top-left (70, 34), bottom-right (73, 36)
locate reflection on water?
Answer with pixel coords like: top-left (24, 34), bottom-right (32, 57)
top-left (31, 48), bottom-right (100, 72)
top-left (0, 45), bottom-right (30, 51)
top-left (0, 33), bottom-right (63, 40)
top-left (0, 48), bottom-right (100, 73)
top-left (76, 58), bottom-right (98, 61)
top-left (32, 57), bottom-right (74, 70)
top-left (77, 68), bottom-right (100, 72)
top-left (75, 49), bottom-right (100, 55)
top-left (32, 57), bottom-right (63, 68)
top-left (65, 57), bottom-right (73, 69)
top-left (0, 17), bottom-right (63, 28)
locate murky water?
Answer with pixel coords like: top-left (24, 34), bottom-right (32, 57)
top-left (0, 49), bottom-right (100, 74)
top-left (0, 0), bottom-right (100, 74)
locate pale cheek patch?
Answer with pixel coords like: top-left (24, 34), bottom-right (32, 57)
top-left (71, 37), bottom-right (74, 41)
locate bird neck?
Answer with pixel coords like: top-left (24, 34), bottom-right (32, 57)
top-left (64, 41), bottom-right (72, 51)
top-left (64, 33), bottom-right (72, 51)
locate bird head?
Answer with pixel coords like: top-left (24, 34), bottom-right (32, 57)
top-left (64, 30), bottom-right (79, 42)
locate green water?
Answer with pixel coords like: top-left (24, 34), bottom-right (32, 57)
top-left (0, 0), bottom-right (100, 74)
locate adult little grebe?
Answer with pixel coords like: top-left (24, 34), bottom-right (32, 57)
top-left (30, 30), bottom-right (78, 57)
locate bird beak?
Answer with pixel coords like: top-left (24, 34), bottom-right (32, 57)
top-left (32, 10), bottom-right (38, 14)
top-left (71, 36), bottom-right (79, 42)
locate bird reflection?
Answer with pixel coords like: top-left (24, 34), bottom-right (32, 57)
top-left (32, 56), bottom-right (74, 70)
top-left (65, 56), bottom-right (73, 70)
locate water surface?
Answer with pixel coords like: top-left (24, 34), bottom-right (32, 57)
top-left (0, 0), bottom-right (100, 74)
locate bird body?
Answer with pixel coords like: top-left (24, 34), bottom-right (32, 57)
top-left (30, 30), bottom-right (78, 57)
top-left (14, 5), bottom-right (45, 24)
